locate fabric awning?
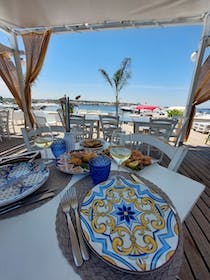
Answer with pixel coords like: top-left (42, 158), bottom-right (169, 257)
top-left (0, 0), bottom-right (210, 34)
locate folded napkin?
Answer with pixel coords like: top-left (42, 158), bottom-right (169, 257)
top-left (0, 151), bottom-right (40, 166)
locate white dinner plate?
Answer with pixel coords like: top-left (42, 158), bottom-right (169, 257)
top-left (0, 161), bottom-right (50, 207)
top-left (80, 177), bottom-right (179, 273)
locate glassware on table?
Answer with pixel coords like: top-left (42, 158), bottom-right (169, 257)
top-left (110, 131), bottom-right (132, 180)
top-left (89, 155), bottom-right (111, 185)
top-left (33, 123), bottom-right (54, 164)
top-left (50, 138), bottom-right (66, 158)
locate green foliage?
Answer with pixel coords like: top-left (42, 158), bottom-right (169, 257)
top-left (99, 57), bottom-right (131, 92)
top-left (99, 57), bottom-right (131, 118)
top-left (167, 109), bottom-right (184, 118)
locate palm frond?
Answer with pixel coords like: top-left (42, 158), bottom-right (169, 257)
top-left (113, 57), bottom-right (131, 91)
top-left (99, 69), bottom-right (113, 88)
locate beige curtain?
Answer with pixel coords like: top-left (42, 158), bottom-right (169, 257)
top-left (0, 52), bottom-right (23, 109)
top-left (22, 30), bottom-right (52, 127)
top-left (185, 54), bottom-right (210, 140)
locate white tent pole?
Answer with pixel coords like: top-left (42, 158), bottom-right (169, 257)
top-left (10, 32), bottom-right (32, 129)
top-left (180, 12), bottom-right (210, 144)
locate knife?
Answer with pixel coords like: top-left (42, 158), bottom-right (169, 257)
top-left (0, 192), bottom-right (55, 215)
top-left (130, 173), bottom-right (144, 184)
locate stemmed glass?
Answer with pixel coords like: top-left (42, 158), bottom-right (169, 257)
top-left (33, 122), bottom-right (54, 164)
top-left (110, 131), bottom-right (132, 181)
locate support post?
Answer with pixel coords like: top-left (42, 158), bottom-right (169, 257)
top-left (180, 13), bottom-right (210, 143)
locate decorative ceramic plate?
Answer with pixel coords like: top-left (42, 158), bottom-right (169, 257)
top-left (0, 161), bottom-right (49, 207)
top-left (80, 139), bottom-right (105, 151)
top-left (56, 150), bottom-right (96, 174)
top-left (80, 177), bottom-right (179, 273)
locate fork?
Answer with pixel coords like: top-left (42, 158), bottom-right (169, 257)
top-left (68, 186), bottom-right (90, 261)
top-left (61, 192), bottom-right (83, 267)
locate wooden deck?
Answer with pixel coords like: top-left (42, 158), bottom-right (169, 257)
top-left (0, 138), bottom-right (209, 279)
top-left (177, 145), bottom-right (210, 280)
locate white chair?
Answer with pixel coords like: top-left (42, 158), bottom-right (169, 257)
top-left (140, 163), bottom-right (205, 222)
top-left (100, 115), bottom-right (121, 141)
top-left (125, 134), bottom-right (204, 222)
top-left (32, 110), bottom-right (57, 128)
top-left (0, 109), bottom-right (10, 140)
top-left (150, 117), bottom-right (178, 141)
top-left (130, 134), bottom-right (188, 171)
top-left (21, 126), bottom-right (65, 151)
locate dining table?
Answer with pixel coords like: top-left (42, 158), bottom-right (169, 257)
top-left (0, 149), bottom-right (184, 280)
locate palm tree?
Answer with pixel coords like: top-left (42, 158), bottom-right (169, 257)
top-left (99, 57), bottom-right (131, 125)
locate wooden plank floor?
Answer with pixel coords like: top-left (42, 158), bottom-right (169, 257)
top-left (177, 146), bottom-right (210, 280)
top-left (0, 138), bottom-right (209, 279)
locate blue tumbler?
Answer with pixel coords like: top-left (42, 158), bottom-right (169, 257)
top-left (89, 155), bottom-right (111, 185)
top-left (51, 138), bottom-right (66, 158)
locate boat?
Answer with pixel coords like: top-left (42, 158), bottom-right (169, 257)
top-left (135, 105), bottom-right (159, 112)
top-left (120, 105), bottom-right (136, 112)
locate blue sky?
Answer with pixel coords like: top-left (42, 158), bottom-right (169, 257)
top-left (1, 24), bottom-right (210, 107)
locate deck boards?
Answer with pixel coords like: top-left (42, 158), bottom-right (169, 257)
top-left (177, 146), bottom-right (210, 280)
top-left (0, 139), bottom-right (210, 279)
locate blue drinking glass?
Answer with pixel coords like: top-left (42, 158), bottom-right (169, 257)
top-left (89, 155), bottom-right (111, 185)
top-left (51, 138), bottom-right (66, 158)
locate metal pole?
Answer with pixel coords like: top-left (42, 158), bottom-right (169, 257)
top-left (10, 32), bottom-right (32, 129)
top-left (180, 13), bottom-right (210, 143)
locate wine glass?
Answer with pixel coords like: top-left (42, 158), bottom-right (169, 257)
top-left (110, 131), bottom-right (132, 181)
top-left (33, 123), bottom-right (54, 164)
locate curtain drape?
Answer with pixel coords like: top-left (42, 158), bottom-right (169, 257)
top-left (185, 54), bottom-right (210, 140)
top-left (0, 52), bottom-right (23, 109)
top-left (22, 30), bottom-right (52, 127)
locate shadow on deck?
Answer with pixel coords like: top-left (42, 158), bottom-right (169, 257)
top-left (178, 145), bottom-right (210, 280)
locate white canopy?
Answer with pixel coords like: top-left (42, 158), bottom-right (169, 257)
top-left (0, 0), bottom-right (210, 34)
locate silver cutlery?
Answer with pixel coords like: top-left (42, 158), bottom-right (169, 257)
top-left (130, 173), bottom-right (144, 184)
top-left (68, 186), bottom-right (89, 261)
top-left (0, 151), bottom-right (40, 166)
top-left (0, 191), bottom-right (55, 215)
top-left (61, 191), bottom-right (83, 267)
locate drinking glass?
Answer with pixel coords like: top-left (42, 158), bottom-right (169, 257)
top-left (33, 123), bottom-right (54, 164)
top-left (110, 131), bottom-right (132, 180)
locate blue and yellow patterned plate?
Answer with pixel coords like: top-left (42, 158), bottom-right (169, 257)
top-left (80, 177), bottom-right (180, 273)
top-left (0, 161), bottom-right (49, 207)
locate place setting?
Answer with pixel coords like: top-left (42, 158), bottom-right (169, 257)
top-left (0, 130), bottom-right (72, 219)
top-left (55, 132), bottom-right (183, 280)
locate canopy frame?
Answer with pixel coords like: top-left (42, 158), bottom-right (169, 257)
top-left (181, 12), bottom-right (210, 143)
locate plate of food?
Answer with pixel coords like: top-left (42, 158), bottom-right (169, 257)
top-left (79, 139), bottom-right (105, 150)
top-left (56, 150), bottom-right (97, 174)
top-left (103, 148), bottom-right (158, 171)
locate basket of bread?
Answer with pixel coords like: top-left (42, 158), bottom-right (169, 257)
top-left (56, 150), bottom-right (96, 174)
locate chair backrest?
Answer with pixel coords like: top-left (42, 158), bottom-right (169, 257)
top-left (149, 118), bottom-right (178, 141)
top-left (0, 110), bottom-right (10, 137)
top-left (70, 114), bottom-right (85, 126)
top-left (34, 115), bottom-right (48, 128)
top-left (21, 126), bottom-right (65, 151)
top-left (99, 115), bottom-right (120, 141)
top-left (128, 134), bottom-right (188, 172)
top-left (57, 109), bottom-right (65, 127)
